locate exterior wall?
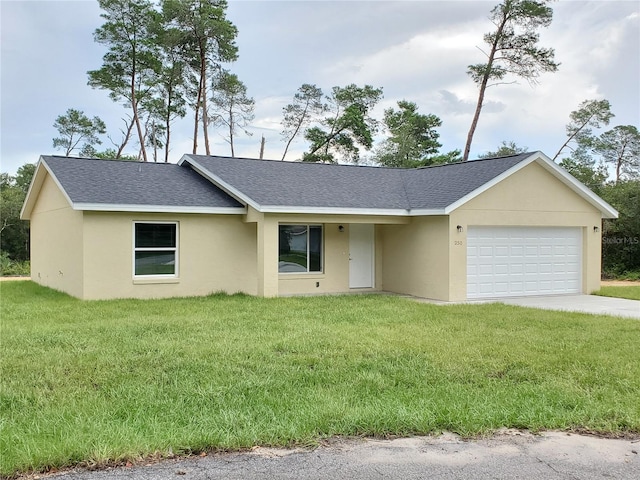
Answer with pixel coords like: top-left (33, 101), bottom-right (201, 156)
top-left (381, 216), bottom-right (450, 301)
top-left (81, 212), bottom-right (257, 299)
top-left (448, 162), bottom-right (603, 301)
top-left (30, 173), bottom-right (84, 298)
top-left (269, 213), bottom-right (401, 296)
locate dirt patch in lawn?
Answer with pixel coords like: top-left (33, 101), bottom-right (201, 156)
top-left (601, 280), bottom-right (640, 287)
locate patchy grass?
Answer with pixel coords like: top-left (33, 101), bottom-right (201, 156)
top-left (593, 285), bottom-right (640, 301)
top-left (1, 282), bottom-right (639, 477)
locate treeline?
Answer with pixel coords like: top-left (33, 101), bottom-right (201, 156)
top-left (51, 0), bottom-right (562, 167)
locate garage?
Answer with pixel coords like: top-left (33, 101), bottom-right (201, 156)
top-left (467, 226), bottom-right (582, 299)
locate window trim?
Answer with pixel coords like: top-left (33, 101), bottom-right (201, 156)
top-left (278, 224), bottom-right (323, 274)
top-left (132, 221), bottom-right (179, 279)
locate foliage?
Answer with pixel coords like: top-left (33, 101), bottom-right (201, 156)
top-left (93, 149), bottom-right (140, 161)
top-left (281, 84), bottom-right (326, 160)
top-left (478, 140), bottom-right (527, 159)
top-left (595, 125), bottom-right (640, 182)
top-left (162, 0), bottom-right (238, 155)
top-left (2, 285), bottom-right (639, 477)
top-left (600, 180), bottom-right (640, 277)
top-left (303, 84), bottom-right (383, 163)
top-left (210, 70), bottom-right (255, 157)
top-left (559, 150), bottom-right (608, 194)
top-left (464, 0), bottom-right (559, 161)
top-left (374, 101), bottom-right (451, 168)
top-left (0, 163), bottom-right (35, 262)
top-left (552, 99), bottom-right (614, 161)
top-left (52, 108), bottom-right (107, 157)
top-left (0, 252), bottom-right (30, 276)
top-left (88, 0), bottom-right (162, 162)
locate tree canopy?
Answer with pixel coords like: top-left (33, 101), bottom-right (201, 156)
top-left (52, 109), bottom-right (106, 157)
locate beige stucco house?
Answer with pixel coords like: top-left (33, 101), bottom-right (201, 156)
top-left (21, 152), bottom-right (617, 301)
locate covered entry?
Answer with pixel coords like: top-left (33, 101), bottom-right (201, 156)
top-left (467, 226), bottom-right (582, 299)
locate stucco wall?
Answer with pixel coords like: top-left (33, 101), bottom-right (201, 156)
top-left (30, 173), bottom-right (84, 297)
top-left (81, 212), bottom-right (257, 299)
top-left (273, 218), bottom-right (390, 296)
top-left (448, 161), bottom-right (603, 300)
top-left (381, 216), bottom-right (450, 300)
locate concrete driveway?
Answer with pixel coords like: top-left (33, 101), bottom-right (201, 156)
top-left (497, 294), bottom-right (640, 319)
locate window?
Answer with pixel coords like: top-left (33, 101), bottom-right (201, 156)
top-left (278, 225), bottom-right (322, 273)
top-left (133, 222), bottom-right (178, 276)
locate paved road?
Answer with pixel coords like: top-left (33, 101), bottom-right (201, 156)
top-left (42, 431), bottom-right (639, 480)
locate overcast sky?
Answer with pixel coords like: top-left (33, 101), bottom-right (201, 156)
top-left (1, 0), bottom-right (639, 174)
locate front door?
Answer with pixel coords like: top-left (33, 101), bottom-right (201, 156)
top-left (349, 224), bottom-right (374, 288)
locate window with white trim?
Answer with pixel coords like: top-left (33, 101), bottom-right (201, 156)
top-left (133, 222), bottom-right (178, 276)
top-left (278, 224), bottom-right (323, 273)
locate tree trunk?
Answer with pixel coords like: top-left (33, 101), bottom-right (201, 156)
top-left (116, 117), bottom-right (135, 159)
top-left (228, 107), bottom-right (235, 157)
top-left (463, 16), bottom-right (506, 162)
top-left (260, 135), bottom-right (265, 159)
top-left (131, 58), bottom-right (148, 162)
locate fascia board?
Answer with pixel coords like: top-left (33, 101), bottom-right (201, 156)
top-left (407, 208), bottom-right (447, 216)
top-left (443, 154), bottom-right (537, 215)
top-left (73, 203), bottom-right (247, 215)
top-left (259, 205), bottom-right (411, 216)
top-left (535, 153), bottom-right (619, 219)
top-left (20, 157), bottom-right (74, 220)
top-left (180, 156), bottom-right (259, 210)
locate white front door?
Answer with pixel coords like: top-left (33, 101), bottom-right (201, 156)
top-left (349, 224), bottom-right (375, 288)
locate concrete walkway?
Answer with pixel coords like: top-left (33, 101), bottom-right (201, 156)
top-left (497, 294), bottom-right (640, 319)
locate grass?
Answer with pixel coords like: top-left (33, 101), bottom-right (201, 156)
top-left (1, 281), bottom-right (639, 477)
top-left (593, 285), bottom-right (640, 301)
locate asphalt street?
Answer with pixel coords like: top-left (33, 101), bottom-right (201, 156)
top-left (38, 430), bottom-right (640, 480)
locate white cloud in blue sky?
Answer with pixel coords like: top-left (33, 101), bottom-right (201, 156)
top-left (1, 0), bottom-right (638, 174)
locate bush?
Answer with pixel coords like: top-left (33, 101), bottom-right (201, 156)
top-left (0, 251), bottom-right (30, 276)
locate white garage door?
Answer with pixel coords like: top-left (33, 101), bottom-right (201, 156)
top-left (467, 226), bottom-right (582, 299)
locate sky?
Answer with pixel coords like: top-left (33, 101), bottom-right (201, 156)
top-left (1, 0), bottom-right (639, 175)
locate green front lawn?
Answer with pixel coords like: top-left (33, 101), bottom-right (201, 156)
top-left (593, 285), bottom-right (640, 301)
top-left (1, 281), bottom-right (639, 477)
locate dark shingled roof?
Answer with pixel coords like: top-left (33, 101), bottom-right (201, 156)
top-left (184, 153), bottom-right (533, 211)
top-left (42, 156), bottom-right (242, 209)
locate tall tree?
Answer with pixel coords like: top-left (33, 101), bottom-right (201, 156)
top-left (477, 140), bottom-right (527, 158)
top-left (374, 100), bottom-right (446, 168)
top-left (281, 84), bottom-right (325, 161)
top-left (595, 125), bottom-right (640, 182)
top-left (162, 0), bottom-right (238, 155)
top-left (303, 84), bottom-right (383, 164)
top-left (88, 0), bottom-right (162, 162)
top-left (210, 70), bottom-right (255, 156)
top-left (464, 0), bottom-right (559, 161)
top-left (552, 99), bottom-right (614, 161)
top-left (52, 108), bottom-right (106, 157)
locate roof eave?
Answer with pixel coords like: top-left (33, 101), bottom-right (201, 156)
top-left (72, 203), bottom-right (247, 215)
top-left (20, 157), bottom-right (74, 220)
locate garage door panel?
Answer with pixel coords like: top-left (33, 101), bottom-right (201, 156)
top-left (467, 227), bottom-right (582, 299)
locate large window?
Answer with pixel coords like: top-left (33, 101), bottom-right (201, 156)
top-left (278, 225), bottom-right (322, 273)
top-left (133, 222), bottom-right (178, 276)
